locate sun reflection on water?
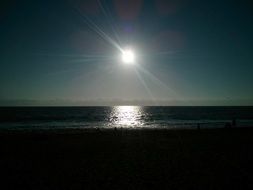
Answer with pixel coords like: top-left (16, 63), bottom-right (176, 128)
top-left (109, 106), bottom-right (143, 128)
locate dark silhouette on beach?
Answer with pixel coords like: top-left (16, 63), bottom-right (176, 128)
top-left (232, 118), bottom-right (237, 127)
top-left (197, 123), bottom-right (200, 130)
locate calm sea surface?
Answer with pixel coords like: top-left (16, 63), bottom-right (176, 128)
top-left (0, 106), bottom-right (253, 130)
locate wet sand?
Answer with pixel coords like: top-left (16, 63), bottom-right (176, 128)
top-left (1, 127), bottom-right (253, 189)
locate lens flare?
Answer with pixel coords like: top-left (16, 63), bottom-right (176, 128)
top-left (122, 49), bottom-right (135, 64)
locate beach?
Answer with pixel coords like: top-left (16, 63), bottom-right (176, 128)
top-left (1, 0), bottom-right (253, 188)
top-left (1, 127), bottom-right (253, 189)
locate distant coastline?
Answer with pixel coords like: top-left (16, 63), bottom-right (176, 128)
top-left (1, 98), bottom-right (253, 106)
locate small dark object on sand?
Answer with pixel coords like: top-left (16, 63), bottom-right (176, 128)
top-left (96, 127), bottom-right (101, 132)
top-left (225, 122), bottom-right (232, 128)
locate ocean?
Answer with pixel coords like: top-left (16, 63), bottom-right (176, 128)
top-left (0, 106), bottom-right (253, 130)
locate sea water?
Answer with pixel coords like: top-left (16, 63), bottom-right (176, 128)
top-left (0, 106), bottom-right (253, 130)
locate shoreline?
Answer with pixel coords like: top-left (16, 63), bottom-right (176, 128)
top-left (0, 125), bottom-right (252, 134)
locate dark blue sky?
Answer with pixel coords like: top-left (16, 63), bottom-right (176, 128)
top-left (1, 0), bottom-right (253, 105)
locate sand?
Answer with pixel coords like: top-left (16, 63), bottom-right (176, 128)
top-left (0, 127), bottom-right (253, 189)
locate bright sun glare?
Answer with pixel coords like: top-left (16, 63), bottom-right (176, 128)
top-left (122, 49), bottom-right (135, 64)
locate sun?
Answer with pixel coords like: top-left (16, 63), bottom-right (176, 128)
top-left (122, 49), bottom-right (135, 64)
